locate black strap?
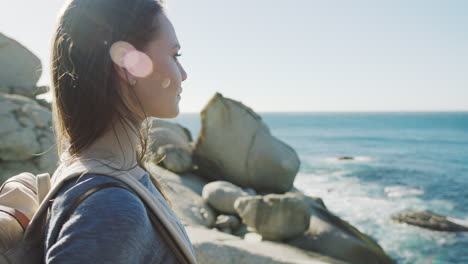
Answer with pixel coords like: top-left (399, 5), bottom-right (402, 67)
top-left (53, 180), bottom-right (190, 264)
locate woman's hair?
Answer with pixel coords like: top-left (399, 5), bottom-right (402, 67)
top-left (50, 0), bottom-right (171, 204)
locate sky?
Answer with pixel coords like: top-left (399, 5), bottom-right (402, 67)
top-left (1, 0), bottom-right (467, 112)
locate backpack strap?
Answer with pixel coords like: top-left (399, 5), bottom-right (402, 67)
top-left (36, 173), bottom-right (51, 205)
top-left (52, 179), bottom-right (190, 264)
top-left (0, 205), bottom-right (29, 231)
top-left (24, 159), bottom-right (196, 264)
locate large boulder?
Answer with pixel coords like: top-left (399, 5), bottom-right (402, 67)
top-left (391, 210), bottom-right (468, 232)
top-left (193, 92), bottom-right (300, 193)
top-left (147, 118), bottom-right (193, 149)
top-left (146, 118), bottom-right (194, 173)
top-left (0, 33), bottom-right (45, 98)
top-left (202, 181), bottom-right (249, 214)
top-left (185, 225), bottom-right (348, 264)
top-left (145, 162), bottom-right (215, 228)
top-left (234, 193), bottom-right (311, 241)
top-left (0, 93), bottom-right (57, 184)
top-left (156, 144), bottom-right (193, 173)
top-left (285, 205), bottom-right (396, 264)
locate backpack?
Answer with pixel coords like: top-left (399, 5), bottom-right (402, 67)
top-left (0, 158), bottom-right (198, 264)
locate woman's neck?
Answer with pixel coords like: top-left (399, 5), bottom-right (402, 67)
top-left (79, 119), bottom-right (140, 170)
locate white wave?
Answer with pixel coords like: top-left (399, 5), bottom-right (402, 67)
top-left (384, 186), bottom-right (425, 198)
top-left (446, 217), bottom-right (468, 227)
top-left (354, 156), bottom-right (373, 162)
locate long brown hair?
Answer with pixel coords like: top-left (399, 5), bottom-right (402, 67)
top-left (50, 0), bottom-right (171, 204)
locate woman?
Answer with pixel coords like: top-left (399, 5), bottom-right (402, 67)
top-left (44, 0), bottom-right (192, 263)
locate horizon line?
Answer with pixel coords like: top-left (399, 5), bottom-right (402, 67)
top-left (179, 110), bottom-right (468, 114)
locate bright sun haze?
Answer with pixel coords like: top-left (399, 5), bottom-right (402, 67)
top-left (1, 0), bottom-right (467, 112)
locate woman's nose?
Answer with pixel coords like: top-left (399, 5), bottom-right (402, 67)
top-left (180, 64), bottom-right (187, 81)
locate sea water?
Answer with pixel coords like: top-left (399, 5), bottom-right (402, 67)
top-left (173, 112), bottom-right (468, 264)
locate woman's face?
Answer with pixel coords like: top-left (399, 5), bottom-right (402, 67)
top-left (121, 12), bottom-right (187, 119)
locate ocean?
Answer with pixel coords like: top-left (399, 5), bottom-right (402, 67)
top-left (172, 112), bottom-right (468, 264)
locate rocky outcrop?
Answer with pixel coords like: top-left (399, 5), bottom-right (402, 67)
top-left (0, 33), bottom-right (56, 184)
top-left (285, 204), bottom-right (396, 264)
top-left (193, 92), bottom-right (300, 193)
top-left (0, 93), bottom-right (57, 184)
top-left (146, 118), bottom-right (195, 173)
top-left (147, 160), bottom-right (396, 264)
top-left (391, 210), bottom-right (468, 232)
top-left (234, 193), bottom-right (312, 241)
top-left (146, 160), bottom-right (394, 263)
top-left (186, 225), bottom-right (348, 264)
top-left (0, 33), bottom-right (46, 98)
top-left (202, 181), bottom-right (249, 214)
top-left (145, 162), bottom-right (215, 227)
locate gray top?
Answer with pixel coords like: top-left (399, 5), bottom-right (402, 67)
top-left (44, 172), bottom-right (194, 263)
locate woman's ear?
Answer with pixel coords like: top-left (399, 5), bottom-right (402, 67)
top-left (113, 63), bottom-right (136, 86)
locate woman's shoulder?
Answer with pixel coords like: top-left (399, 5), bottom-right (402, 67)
top-left (49, 173), bottom-right (147, 219)
top-left (44, 174), bottom-right (160, 263)
top-left (45, 173), bottom-right (149, 242)
top-left (51, 173), bottom-right (141, 207)
top-left (45, 174), bottom-right (149, 241)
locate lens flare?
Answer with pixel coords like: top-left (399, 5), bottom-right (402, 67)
top-left (109, 41), bottom-right (134, 67)
top-left (109, 41), bottom-right (153, 78)
top-left (123, 50), bottom-right (153, 77)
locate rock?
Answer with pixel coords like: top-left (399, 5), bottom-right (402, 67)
top-left (215, 214), bottom-right (241, 231)
top-left (234, 193), bottom-right (311, 241)
top-left (186, 225), bottom-right (348, 264)
top-left (306, 196), bottom-right (327, 211)
top-left (0, 33), bottom-right (44, 97)
top-left (288, 187), bottom-right (328, 210)
top-left (243, 187), bottom-right (256, 196)
top-left (147, 118), bottom-right (192, 150)
top-left (145, 162), bottom-right (215, 227)
top-left (35, 97), bottom-right (51, 110)
top-left (175, 173), bottom-right (210, 196)
top-left (0, 93), bottom-right (57, 184)
top-left (391, 210), bottom-right (468, 232)
top-left (193, 92), bottom-right (300, 193)
top-left (285, 205), bottom-right (396, 264)
top-left (180, 125), bottom-right (193, 142)
top-left (244, 232), bottom-right (263, 242)
top-left (202, 181), bottom-right (249, 214)
top-left (156, 144), bottom-right (193, 173)
top-left (338, 156), bottom-right (354, 160)
top-left (146, 118), bottom-right (194, 173)
top-left (219, 227), bottom-right (232, 234)
top-left (232, 223), bottom-right (250, 238)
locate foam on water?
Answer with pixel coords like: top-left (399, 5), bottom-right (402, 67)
top-left (384, 186), bottom-right (425, 198)
top-left (294, 168), bottom-right (461, 264)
